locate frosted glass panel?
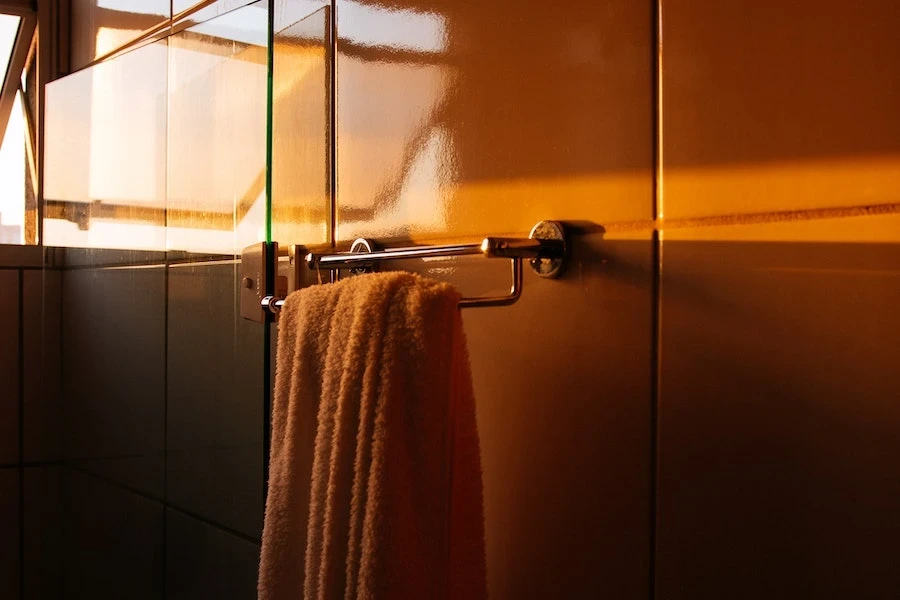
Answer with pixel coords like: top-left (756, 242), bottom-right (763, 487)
top-left (43, 40), bottom-right (168, 250)
top-left (166, 1), bottom-right (268, 254)
top-left (69, 0), bottom-right (169, 70)
top-left (271, 6), bottom-right (331, 247)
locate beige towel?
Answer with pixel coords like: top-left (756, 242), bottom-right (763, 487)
top-left (258, 271), bottom-right (487, 600)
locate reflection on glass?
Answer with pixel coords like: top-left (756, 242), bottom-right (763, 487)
top-left (340, 0), bottom-right (446, 54)
top-left (167, 1), bottom-right (268, 254)
top-left (70, 1), bottom-right (169, 68)
top-left (43, 40), bottom-right (168, 250)
top-left (44, 1), bottom-right (273, 254)
top-left (336, 45), bottom-right (454, 242)
top-left (172, 0), bottom-right (265, 29)
top-left (270, 6), bottom-right (331, 247)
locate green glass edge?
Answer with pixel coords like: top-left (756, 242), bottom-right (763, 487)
top-left (265, 0), bottom-right (274, 243)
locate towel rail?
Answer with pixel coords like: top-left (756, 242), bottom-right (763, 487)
top-left (240, 221), bottom-right (568, 322)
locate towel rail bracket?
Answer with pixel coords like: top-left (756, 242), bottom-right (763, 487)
top-left (241, 220), bottom-right (569, 322)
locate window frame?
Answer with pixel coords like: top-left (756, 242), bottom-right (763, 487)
top-left (0, 2), bottom-right (36, 147)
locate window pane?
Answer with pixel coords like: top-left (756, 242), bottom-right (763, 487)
top-left (0, 14), bottom-right (19, 77)
top-left (0, 91), bottom-right (25, 244)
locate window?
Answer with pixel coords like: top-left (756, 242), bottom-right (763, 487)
top-left (0, 7), bottom-right (36, 244)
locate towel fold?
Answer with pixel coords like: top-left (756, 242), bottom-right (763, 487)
top-left (258, 271), bottom-right (487, 600)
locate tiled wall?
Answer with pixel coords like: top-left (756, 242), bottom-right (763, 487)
top-left (330, 0), bottom-right (655, 597)
top-left (53, 253), bottom-right (264, 600)
top-left (42, 2), bottom-right (271, 598)
top-left (0, 247), bottom-right (63, 598)
top-left (34, 0), bottom-right (900, 598)
top-left (655, 0), bottom-right (900, 596)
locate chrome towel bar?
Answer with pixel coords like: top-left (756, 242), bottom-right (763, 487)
top-left (240, 221), bottom-right (569, 322)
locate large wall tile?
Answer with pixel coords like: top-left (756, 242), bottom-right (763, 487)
top-left (167, 263), bottom-right (264, 539)
top-left (23, 270), bottom-right (62, 462)
top-left (657, 236), bottom-right (900, 598)
top-left (62, 469), bottom-right (164, 599)
top-left (24, 466), bottom-right (62, 600)
top-left (165, 509), bottom-right (260, 599)
top-left (0, 269), bottom-right (20, 464)
top-left (62, 267), bottom-right (165, 499)
top-left (458, 233), bottom-right (652, 598)
top-left (0, 247), bottom-right (41, 269)
top-left (335, 0), bottom-right (653, 243)
top-left (662, 0), bottom-right (900, 219)
top-left (0, 469), bottom-right (19, 598)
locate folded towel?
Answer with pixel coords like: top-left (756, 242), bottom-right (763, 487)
top-left (258, 271), bottom-right (487, 600)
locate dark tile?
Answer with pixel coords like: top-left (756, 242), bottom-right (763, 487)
top-left (62, 468), bottom-right (164, 599)
top-left (0, 246), bottom-right (41, 268)
top-left (0, 468), bottom-right (20, 598)
top-left (166, 263), bottom-right (264, 539)
top-left (0, 269), bottom-right (20, 464)
top-left (165, 509), bottom-right (260, 600)
top-left (23, 466), bottom-right (62, 600)
top-left (23, 270), bottom-right (62, 462)
top-left (56, 249), bottom-right (167, 269)
top-left (460, 234), bottom-right (654, 599)
top-left (657, 240), bottom-right (900, 598)
top-left (62, 267), bottom-right (165, 498)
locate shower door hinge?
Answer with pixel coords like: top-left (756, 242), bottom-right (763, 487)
top-left (240, 242), bottom-right (286, 323)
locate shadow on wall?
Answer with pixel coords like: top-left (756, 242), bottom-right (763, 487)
top-left (655, 239), bottom-right (900, 597)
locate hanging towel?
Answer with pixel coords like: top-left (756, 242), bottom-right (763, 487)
top-left (258, 271), bottom-right (487, 600)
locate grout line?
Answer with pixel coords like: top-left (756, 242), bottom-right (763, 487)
top-left (263, 325), bottom-right (272, 503)
top-left (165, 502), bottom-right (262, 546)
top-left (649, 0), bottom-right (662, 596)
top-left (162, 25), bottom-right (171, 590)
top-left (66, 465), bottom-right (165, 504)
top-left (65, 465), bottom-right (261, 545)
top-left (0, 460), bottom-right (63, 469)
top-left (60, 257), bottom-right (239, 272)
top-left (17, 269), bottom-right (24, 600)
top-left (649, 229), bottom-right (663, 600)
top-left (601, 201), bottom-right (900, 235)
top-left (162, 253), bottom-right (170, 593)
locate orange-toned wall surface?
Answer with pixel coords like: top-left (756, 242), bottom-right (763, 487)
top-left (327, 1), bottom-right (655, 597)
top-left (657, 1), bottom-right (900, 597)
top-left (52, 0), bottom-right (900, 597)
top-left (321, 0), bottom-right (900, 596)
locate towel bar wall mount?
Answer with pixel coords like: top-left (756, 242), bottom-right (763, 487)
top-left (240, 220), bottom-right (569, 322)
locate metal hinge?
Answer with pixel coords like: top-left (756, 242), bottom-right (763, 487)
top-left (239, 242), bottom-right (279, 323)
